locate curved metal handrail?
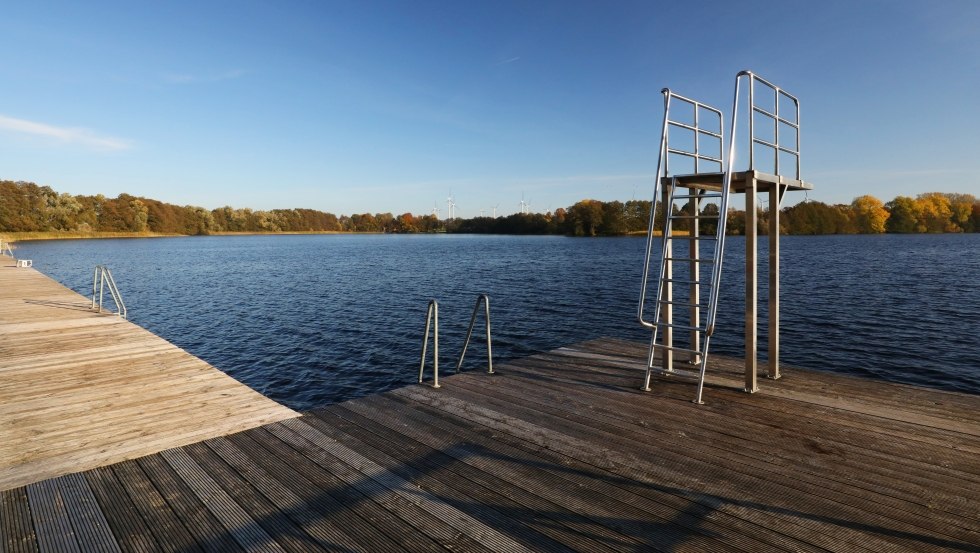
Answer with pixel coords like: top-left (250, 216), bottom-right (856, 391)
top-left (92, 265), bottom-right (127, 319)
top-left (456, 294), bottom-right (493, 374)
top-left (418, 299), bottom-right (440, 388)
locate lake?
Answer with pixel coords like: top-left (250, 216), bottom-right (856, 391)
top-left (12, 233), bottom-right (979, 410)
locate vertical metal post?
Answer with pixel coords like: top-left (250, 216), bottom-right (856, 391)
top-left (92, 266), bottom-right (99, 310)
top-left (768, 185), bottom-right (781, 379)
top-left (483, 297), bottom-right (493, 374)
top-left (688, 188), bottom-right (700, 364)
top-left (661, 184), bottom-right (673, 373)
top-left (98, 272), bottom-right (105, 314)
top-left (745, 177), bottom-right (758, 393)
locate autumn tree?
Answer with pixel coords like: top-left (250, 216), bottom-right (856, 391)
top-left (849, 195), bottom-right (889, 233)
top-left (914, 193), bottom-right (954, 233)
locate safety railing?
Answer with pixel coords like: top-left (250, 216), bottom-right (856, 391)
top-left (638, 89), bottom-right (725, 329)
top-left (1, 239), bottom-right (14, 259)
top-left (92, 265), bottom-right (127, 319)
top-left (739, 70), bottom-right (802, 183)
top-left (418, 294), bottom-right (494, 388)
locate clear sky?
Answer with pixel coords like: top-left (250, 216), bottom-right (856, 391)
top-left (1, 0), bottom-right (977, 217)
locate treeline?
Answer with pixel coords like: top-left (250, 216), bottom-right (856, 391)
top-left (0, 180), bottom-right (441, 234)
top-left (2, 180), bottom-right (978, 236)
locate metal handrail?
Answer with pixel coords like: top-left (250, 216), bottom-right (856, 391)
top-left (92, 265), bottom-right (127, 319)
top-left (740, 69), bottom-right (801, 208)
top-left (456, 294), bottom-right (493, 374)
top-left (418, 299), bottom-right (440, 388)
top-left (638, 88), bottom-right (725, 329)
top-left (1, 239), bottom-right (14, 259)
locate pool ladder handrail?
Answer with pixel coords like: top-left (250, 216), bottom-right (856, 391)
top-left (419, 294), bottom-right (494, 388)
top-left (92, 265), bottom-right (127, 319)
top-left (1, 239), bottom-right (14, 259)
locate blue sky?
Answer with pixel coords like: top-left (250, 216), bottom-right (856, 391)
top-left (1, 0), bottom-right (977, 217)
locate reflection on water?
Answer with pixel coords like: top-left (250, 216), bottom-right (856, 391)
top-left (15, 233), bottom-right (980, 410)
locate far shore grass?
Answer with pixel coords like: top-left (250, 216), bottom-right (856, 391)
top-left (0, 230), bottom-right (354, 243)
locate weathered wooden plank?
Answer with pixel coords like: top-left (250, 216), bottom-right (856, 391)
top-left (84, 466), bottom-right (161, 553)
top-left (159, 448), bottom-right (287, 553)
top-left (240, 428), bottom-right (444, 553)
top-left (449, 370), bottom-right (979, 550)
top-left (0, 487), bottom-right (39, 553)
top-left (263, 421), bottom-right (497, 553)
top-left (445, 369), bottom-right (980, 546)
top-left (326, 401), bottom-right (738, 553)
top-left (204, 435), bottom-right (389, 553)
top-left (25, 479), bottom-right (81, 553)
top-left (280, 417), bottom-right (537, 553)
top-left (135, 456), bottom-right (243, 553)
top-left (0, 264), bottom-right (298, 491)
top-left (493, 355), bottom-right (980, 523)
top-left (351, 392), bottom-right (823, 553)
top-left (55, 473), bottom-right (121, 553)
top-left (111, 461), bottom-right (200, 553)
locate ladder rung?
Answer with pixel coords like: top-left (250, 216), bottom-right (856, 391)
top-left (662, 278), bottom-right (705, 285)
top-left (654, 344), bottom-right (704, 355)
top-left (658, 299), bottom-right (710, 309)
top-left (664, 257), bottom-right (714, 264)
top-left (659, 367), bottom-right (702, 379)
top-left (671, 193), bottom-right (723, 200)
top-left (655, 322), bottom-right (706, 331)
top-left (667, 214), bottom-right (721, 220)
top-left (667, 235), bottom-right (717, 241)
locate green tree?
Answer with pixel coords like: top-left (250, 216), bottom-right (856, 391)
top-left (885, 196), bottom-right (918, 233)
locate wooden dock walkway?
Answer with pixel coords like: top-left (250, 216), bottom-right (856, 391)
top-left (0, 256), bottom-right (298, 491)
top-left (3, 333), bottom-right (978, 551)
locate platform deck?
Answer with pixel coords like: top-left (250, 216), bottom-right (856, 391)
top-left (3, 333), bottom-right (978, 552)
top-left (0, 257), bottom-right (298, 491)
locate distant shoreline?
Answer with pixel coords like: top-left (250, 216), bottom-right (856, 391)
top-left (1, 230), bottom-right (374, 242)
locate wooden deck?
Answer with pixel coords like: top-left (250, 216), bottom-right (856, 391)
top-left (0, 257), bottom-right (298, 491)
top-left (2, 336), bottom-right (977, 552)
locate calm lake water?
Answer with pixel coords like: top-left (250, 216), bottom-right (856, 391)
top-left (13, 233), bottom-right (979, 410)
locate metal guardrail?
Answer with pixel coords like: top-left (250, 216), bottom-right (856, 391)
top-left (92, 265), bottom-right (127, 319)
top-left (419, 294), bottom-right (494, 389)
top-left (638, 89), bottom-right (725, 330)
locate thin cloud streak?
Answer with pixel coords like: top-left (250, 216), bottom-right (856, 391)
top-left (493, 56), bottom-right (520, 66)
top-left (0, 114), bottom-right (132, 152)
top-left (163, 69), bottom-right (248, 84)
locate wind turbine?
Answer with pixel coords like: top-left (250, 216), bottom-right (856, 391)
top-left (519, 193), bottom-right (528, 215)
top-left (479, 209), bottom-right (485, 217)
top-left (446, 192), bottom-right (457, 220)
top-left (492, 204), bottom-right (499, 218)
top-left (431, 202), bottom-right (440, 218)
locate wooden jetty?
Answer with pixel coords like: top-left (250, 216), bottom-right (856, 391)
top-left (0, 256), bottom-right (298, 491)
top-left (2, 256), bottom-right (978, 551)
top-left (3, 328), bottom-right (979, 550)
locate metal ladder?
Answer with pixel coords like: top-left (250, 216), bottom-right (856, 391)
top-left (638, 89), bottom-right (731, 404)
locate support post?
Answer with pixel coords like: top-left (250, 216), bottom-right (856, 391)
top-left (768, 184), bottom-right (781, 379)
top-left (661, 183), bottom-right (673, 373)
top-left (745, 176), bottom-right (758, 393)
top-left (688, 188), bottom-right (700, 364)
